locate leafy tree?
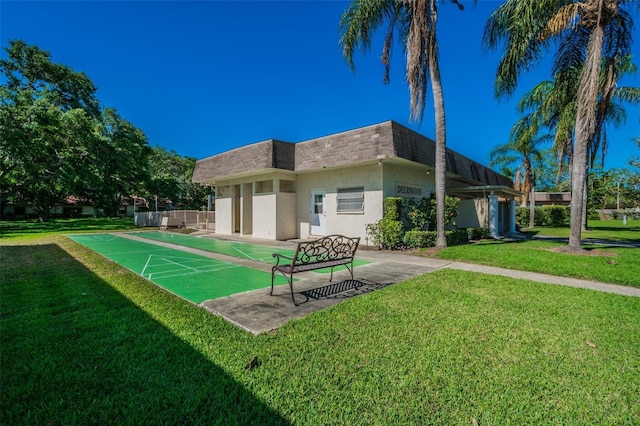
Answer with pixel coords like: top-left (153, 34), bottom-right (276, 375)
top-left (621, 136), bottom-right (640, 208)
top-left (143, 146), bottom-right (212, 210)
top-left (86, 108), bottom-right (151, 216)
top-left (340, 0), bottom-right (473, 248)
top-left (1, 40), bottom-right (157, 219)
top-left (0, 40), bottom-right (101, 220)
top-left (483, 0), bottom-right (636, 251)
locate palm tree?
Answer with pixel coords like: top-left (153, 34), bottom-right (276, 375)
top-left (483, 0), bottom-right (636, 251)
top-left (490, 114), bottom-right (548, 228)
top-left (518, 54), bottom-right (639, 230)
top-left (590, 54), bottom-right (640, 168)
top-left (339, 0), bottom-right (470, 248)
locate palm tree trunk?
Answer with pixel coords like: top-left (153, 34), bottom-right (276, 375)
top-left (428, 22), bottom-right (447, 248)
top-left (582, 171), bottom-right (589, 231)
top-left (569, 0), bottom-right (604, 251)
top-left (529, 182), bottom-right (536, 228)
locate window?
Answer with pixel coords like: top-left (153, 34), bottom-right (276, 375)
top-left (313, 193), bottom-right (324, 214)
top-left (337, 187), bottom-right (364, 213)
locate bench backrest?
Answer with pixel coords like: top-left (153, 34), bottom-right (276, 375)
top-left (293, 235), bottom-right (360, 265)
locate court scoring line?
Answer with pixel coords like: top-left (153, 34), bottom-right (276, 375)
top-left (141, 254), bottom-right (241, 279)
top-left (145, 265), bottom-right (242, 281)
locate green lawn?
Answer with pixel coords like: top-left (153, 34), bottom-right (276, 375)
top-left (1, 227), bottom-right (639, 424)
top-left (0, 217), bottom-right (136, 239)
top-left (416, 219), bottom-right (640, 287)
top-left (522, 219), bottom-right (640, 242)
top-left (434, 239), bottom-right (640, 287)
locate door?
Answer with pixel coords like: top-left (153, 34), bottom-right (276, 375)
top-left (310, 190), bottom-right (326, 235)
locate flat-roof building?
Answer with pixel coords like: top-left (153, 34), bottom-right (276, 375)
top-left (193, 120), bottom-right (520, 243)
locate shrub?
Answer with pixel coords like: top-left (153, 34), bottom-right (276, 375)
top-left (403, 196), bottom-right (460, 231)
top-left (403, 229), bottom-right (469, 248)
top-left (516, 205), bottom-right (571, 227)
top-left (405, 197), bottom-right (431, 231)
top-left (384, 197), bottom-right (404, 221)
top-left (403, 230), bottom-right (437, 248)
top-left (545, 206), bottom-right (570, 227)
top-left (445, 229), bottom-right (469, 246)
top-left (467, 227), bottom-right (490, 240)
top-left (381, 218), bottom-right (404, 249)
top-left (366, 218), bottom-right (404, 249)
top-left (588, 209), bottom-right (600, 220)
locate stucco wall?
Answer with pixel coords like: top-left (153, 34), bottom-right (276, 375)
top-left (295, 164), bottom-right (383, 243)
top-left (252, 193), bottom-right (277, 239)
top-left (381, 162), bottom-right (435, 199)
top-left (276, 192), bottom-right (297, 240)
top-left (215, 197), bottom-right (233, 234)
top-left (456, 199), bottom-right (485, 228)
top-left (248, 192), bottom-right (297, 240)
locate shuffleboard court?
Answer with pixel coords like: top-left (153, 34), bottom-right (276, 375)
top-left (67, 234), bottom-right (289, 304)
top-left (129, 231), bottom-right (370, 272)
top-left (130, 231), bottom-right (295, 263)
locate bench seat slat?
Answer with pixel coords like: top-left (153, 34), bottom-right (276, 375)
top-left (274, 258), bottom-right (350, 274)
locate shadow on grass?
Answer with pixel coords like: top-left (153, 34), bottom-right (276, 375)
top-left (586, 224), bottom-right (640, 233)
top-left (0, 244), bottom-right (288, 425)
top-left (518, 229), bottom-right (540, 237)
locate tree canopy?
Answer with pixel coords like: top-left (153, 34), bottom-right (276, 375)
top-left (0, 40), bottom-right (205, 220)
top-left (483, 0), bottom-right (637, 251)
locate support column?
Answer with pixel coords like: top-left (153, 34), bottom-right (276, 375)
top-left (488, 194), bottom-right (499, 238)
top-left (509, 199), bottom-right (517, 234)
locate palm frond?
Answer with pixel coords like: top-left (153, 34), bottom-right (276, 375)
top-left (483, 0), bottom-right (567, 97)
top-left (613, 86), bottom-right (640, 104)
top-left (339, 0), bottom-right (397, 71)
top-left (553, 25), bottom-right (589, 75)
top-left (516, 81), bottom-right (554, 113)
top-left (539, 3), bottom-right (582, 40)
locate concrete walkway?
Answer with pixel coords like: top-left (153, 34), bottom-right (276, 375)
top-left (123, 231), bottom-right (640, 335)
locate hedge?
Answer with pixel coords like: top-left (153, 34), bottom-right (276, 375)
top-left (403, 228), bottom-right (470, 248)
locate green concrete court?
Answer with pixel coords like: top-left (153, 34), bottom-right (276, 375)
top-left (130, 231), bottom-right (294, 262)
top-left (68, 233), bottom-right (289, 304)
top-left (130, 231), bottom-right (370, 272)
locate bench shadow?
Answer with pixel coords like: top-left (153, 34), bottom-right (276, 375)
top-left (1, 243), bottom-right (288, 425)
top-left (297, 278), bottom-right (393, 305)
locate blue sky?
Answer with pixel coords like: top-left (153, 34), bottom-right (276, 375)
top-left (2, 0), bottom-right (639, 171)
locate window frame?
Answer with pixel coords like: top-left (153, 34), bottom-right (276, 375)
top-left (336, 186), bottom-right (364, 214)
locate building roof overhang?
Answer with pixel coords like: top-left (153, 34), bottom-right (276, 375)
top-left (446, 185), bottom-right (522, 199)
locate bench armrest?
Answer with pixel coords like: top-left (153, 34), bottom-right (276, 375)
top-left (272, 252), bottom-right (294, 266)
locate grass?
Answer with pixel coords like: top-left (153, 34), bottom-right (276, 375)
top-left (0, 217), bottom-right (137, 239)
top-left (414, 219), bottom-right (640, 287)
top-left (1, 221), bottom-right (640, 424)
top-left (2, 234), bottom-right (639, 424)
top-left (522, 219), bottom-right (640, 242)
top-left (434, 239), bottom-right (640, 287)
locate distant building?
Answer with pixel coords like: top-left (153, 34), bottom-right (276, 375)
top-left (534, 192), bottom-right (571, 206)
top-left (193, 121), bottom-right (521, 244)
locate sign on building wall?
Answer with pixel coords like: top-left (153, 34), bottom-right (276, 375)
top-left (395, 182), bottom-right (423, 198)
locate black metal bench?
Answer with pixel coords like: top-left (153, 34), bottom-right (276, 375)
top-left (271, 235), bottom-right (361, 306)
